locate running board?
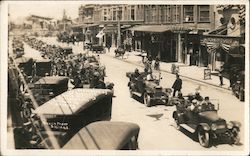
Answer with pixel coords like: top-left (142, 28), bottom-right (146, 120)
top-left (133, 92), bottom-right (142, 97)
top-left (180, 124), bottom-right (196, 133)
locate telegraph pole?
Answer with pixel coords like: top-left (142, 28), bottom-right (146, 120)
top-left (117, 11), bottom-right (121, 48)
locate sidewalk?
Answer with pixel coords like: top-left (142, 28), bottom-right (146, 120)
top-left (106, 48), bottom-right (231, 91)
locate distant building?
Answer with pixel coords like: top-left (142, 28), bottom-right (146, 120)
top-left (75, 4), bottom-right (245, 69)
top-left (26, 15), bottom-right (57, 30)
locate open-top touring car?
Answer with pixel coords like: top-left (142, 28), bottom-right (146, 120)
top-left (126, 70), bottom-right (172, 107)
top-left (172, 95), bottom-right (241, 148)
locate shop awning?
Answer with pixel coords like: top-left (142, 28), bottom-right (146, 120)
top-left (129, 25), bottom-right (190, 33)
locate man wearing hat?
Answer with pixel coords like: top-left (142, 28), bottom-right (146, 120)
top-left (172, 74), bottom-right (182, 97)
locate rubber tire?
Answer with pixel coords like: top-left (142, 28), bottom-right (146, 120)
top-left (231, 127), bottom-right (240, 145)
top-left (143, 93), bottom-right (151, 107)
top-left (239, 89), bottom-right (244, 101)
top-left (198, 128), bottom-right (210, 148)
top-left (175, 118), bottom-right (180, 130)
top-left (129, 89), bottom-right (133, 98)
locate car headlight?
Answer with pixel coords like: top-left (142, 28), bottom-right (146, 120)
top-left (211, 123), bottom-right (217, 131)
top-left (227, 122), bottom-right (233, 129)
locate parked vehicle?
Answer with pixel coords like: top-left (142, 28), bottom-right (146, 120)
top-left (62, 121), bottom-right (140, 150)
top-left (232, 70), bottom-right (245, 101)
top-left (91, 44), bottom-right (106, 53)
top-left (126, 71), bottom-right (172, 107)
top-left (35, 59), bottom-right (52, 77)
top-left (32, 76), bottom-right (69, 105)
top-left (33, 88), bottom-right (113, 135)
top-left (61, 46), bottom-right (73, 55)
top-left (172, 96), bottom-right (241, 148)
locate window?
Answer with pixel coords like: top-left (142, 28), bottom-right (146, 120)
top-left (172, 5), bottom-right (181, 23)
top-left (198, 5), bottom-right (210, 22)
top-left (183, 5), bottom-right (194, 22)
top-left (166, 6), bottom-right (171, 23)
top-left (103, 9), bottom-right (107, 21)
top-left (131, 6), bottom-right (135, 21)
top-left (113, 9), bottom-right (116, 21)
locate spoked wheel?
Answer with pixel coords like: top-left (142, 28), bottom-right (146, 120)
top-left (239, 89), bottom-right (244, 101)
top-left (231, 127), bottom-right (240, 145)
top-left (198, 128), bottom-right (210, 148)
top-left (143, 93), bottom-right (151, 107)
top-left (129, 89), bottom-right (133, 98)
top-left (174, 118), bottom-right (180, 130)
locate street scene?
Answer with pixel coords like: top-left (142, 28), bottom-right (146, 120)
top-left (4, 2), bottom-right (247, 155)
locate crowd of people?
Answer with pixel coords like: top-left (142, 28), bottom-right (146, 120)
top-left (23, 36), bottom-right (106, 88)
top-left (12, 37), bottom-right (24, 58)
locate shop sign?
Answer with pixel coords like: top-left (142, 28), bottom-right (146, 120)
top-left (202, 36), bottom-right (239, 46)
top-left (204, 68), bottom-right (212, 80)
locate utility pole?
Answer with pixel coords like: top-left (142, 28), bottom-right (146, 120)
top-left (63, 9), bottom-right (66, 32)
top-left (117, 10), bottom-right (122, 48)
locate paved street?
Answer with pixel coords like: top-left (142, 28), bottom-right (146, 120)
top-left (21, 37), bottom-right (245, 151)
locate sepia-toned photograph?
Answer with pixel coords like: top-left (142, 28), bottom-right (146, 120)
top-left (1, 0), bottom-right (249, 155)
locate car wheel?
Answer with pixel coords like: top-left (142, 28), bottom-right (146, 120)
top-left (174, 118), bottom-right (180, 130)
top-left (143, 93), bottom-right (151, 107)
top-left (231, 127), bottom-right (240, 145)
top-left (198, 128), bottom-right (210, 148)
top-left (239, 89), bottom-right (244, 101)
top-left (129, 89), bottom-right (133, 98)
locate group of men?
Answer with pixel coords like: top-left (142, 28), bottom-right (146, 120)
top-left (24, 36), bottom-right (106, 89)
top-left (175, 91), bottom-right (215, 113)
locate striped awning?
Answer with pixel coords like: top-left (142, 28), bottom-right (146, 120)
top-left (206, 42), bottom-right (231, 53)
top-left (129, 25), bottom-right (190, 33)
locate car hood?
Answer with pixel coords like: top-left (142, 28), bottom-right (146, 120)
top-left (199, 111), bottom-right (221, 122)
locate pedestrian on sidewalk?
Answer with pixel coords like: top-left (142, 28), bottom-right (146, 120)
top-left (154, 56), bottom-right (160, 70)
top-left (218, 66), bottom-right (224, 86)
top-left (106, 42), bottom-right (111, 52)
top-left (172, 74), bottom-right (182, 97)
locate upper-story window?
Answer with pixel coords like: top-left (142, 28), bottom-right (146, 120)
top-left (166, 5), bottom-right (171, 23)
top-left (198, 5), bottom-right (210, 22)
top-left (131, 6), bottom-right (135, 21)
top-left (183, 5), bottom-right (194, 22)
top-left (103, 9), bottom-right (107, 21)
top-left (113, 9), bottom-right (117, 21)
top-left (172, 5), bottom-right (181, 23)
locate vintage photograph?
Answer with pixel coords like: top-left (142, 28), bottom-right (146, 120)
top-left (1, 0), bottom-right (249, 155)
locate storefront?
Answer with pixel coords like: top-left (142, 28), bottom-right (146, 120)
top-left (201, 35), bottom-right (243, 71)
top-left (130, 25), bottom-right (189, 62)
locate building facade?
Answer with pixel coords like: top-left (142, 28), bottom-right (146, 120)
top-left (76, 4), bottom-right (245, 69)
top-left (202, 5), bottom-right (245, 71)
top-left (132, 5), bottom-right (215, 64)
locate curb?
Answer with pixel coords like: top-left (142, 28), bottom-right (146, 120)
top-left (105, 53), bottom-right (231, 92)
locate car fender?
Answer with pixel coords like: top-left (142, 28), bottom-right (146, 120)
top-left (199, 123), bottom-right (210, 131)
top-left (229, 121), bottom-right (241, 128)
top-left (172, 111), bottom-right (178, 119)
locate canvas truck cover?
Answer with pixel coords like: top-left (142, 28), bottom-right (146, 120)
top-left (34, 88), bottom-right (112, 115)
top-left (62, 121), bottom-right (140, 150)
top-left (34, 76), bottom-right (69, 85)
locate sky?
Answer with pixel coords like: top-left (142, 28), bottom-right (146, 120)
top-left (9, 2), bottom-right (82, 24)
